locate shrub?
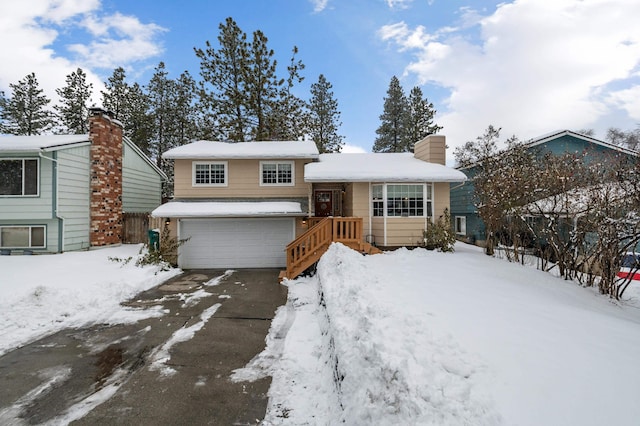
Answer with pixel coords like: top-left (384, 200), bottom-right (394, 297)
top-left (422, 208), bottom-right (457, 252)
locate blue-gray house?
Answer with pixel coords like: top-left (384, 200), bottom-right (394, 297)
top-left (0, 108), bottom-right (165, 253)
top-left (450, 130), bottom-right (637, 246)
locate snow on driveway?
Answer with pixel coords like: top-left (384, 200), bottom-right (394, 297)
top-left (0, 244), bottom-right (181, 356)
top-left (242, 242), bottom-right (640, 426)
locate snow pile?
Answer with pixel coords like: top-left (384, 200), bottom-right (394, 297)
top-left (253, 242), bottom-right (640, 425)
top-left (0, 244), bottom-right (181, 356)
top-left (317, 243), bottom-right (499, 425)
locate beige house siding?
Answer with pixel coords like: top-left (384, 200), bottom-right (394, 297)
top-left (385, 218), bottom-right (426, 246)
top-left (174, 158), bottom-right (311, 198)
top-left (414, 135), bottom-right (446, 165)
top-left (433, 182), bottom-right (451, 219)
top-left (345, 181), bottom-right (450, 247)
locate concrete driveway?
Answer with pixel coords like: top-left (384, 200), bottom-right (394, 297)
top-left (0, 269), bottom-right (287, 425)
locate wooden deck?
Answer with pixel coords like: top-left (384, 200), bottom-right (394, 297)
top-left (280, 217), bottom-right (381, 281)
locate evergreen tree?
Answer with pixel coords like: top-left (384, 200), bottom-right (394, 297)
top-left (195, 17), bottom-right (250, 141)
top-left (308, 74), bottom-right (344, 153)
top-left (2, 73), bottom-right (56, 135)
top-left (405, 86), bottom-right (442, 149)
top-left (101, 67), bottom-right (153, 154)
top-left (0, 91), bottom-right (7, 133)
top-left (373, 76), bottom-right (409, 152)
top-left (266, 46), bottom-right (307, 140)
top-left (126, 82), bottom-right (153, 154)
top-left (173, 70), bottom-right (199, 145)
top-left (244, 29), bottom-right (281, 140)
top-left (55, 68), bottom-right (93, 134)
top-left (147, 62), bottom-right (176, 168)
top-left (101, 67), bottom-right (128, 120)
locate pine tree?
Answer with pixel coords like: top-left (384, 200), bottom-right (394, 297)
top-left (405, 86), bottom-right (442, 150)
top-left (0, 91), bottom-right (7, 133)
top-left (101, 67), bottom-right (128, 120)
top-left (244, 29), bottom-right (281, 140)
top-left (101, 67), bottom-right (153, 154)
top-left (126, 82), bottom-right (153, 155)
top-left (2, 73), bottom-right (56, 135)
top-left (55, 68), bottom-right (93, 134)
top-left (195, 17), bottom-right (250, 141)
top-left (308, 74), bottom-right (344, 153)
top-left (266, 46), bottom-right (307, 140)
top-left (373, 76), bottom-right (409, 152)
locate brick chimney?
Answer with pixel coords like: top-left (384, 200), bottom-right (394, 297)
top-left (88, 108), bottom-right (123, 247)
top-left (413, 135), bottom-right (446, 165)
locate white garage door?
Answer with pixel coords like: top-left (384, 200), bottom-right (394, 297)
top-left (179, 217), bottom-right (294, 268)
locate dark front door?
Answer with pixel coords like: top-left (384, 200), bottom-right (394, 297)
top-left (315, 190), bottom-right (333, 217)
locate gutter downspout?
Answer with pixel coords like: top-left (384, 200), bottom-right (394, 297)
top-left (39, 151), bottom-right (65, 253)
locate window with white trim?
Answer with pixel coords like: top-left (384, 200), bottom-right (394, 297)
top-left (0, 158), bottom-right (39, 196)
top-left (455, 216), bottom-right (466, 235)
top-left (193, 161), bottom-right (227, 186)
top-left (387, 184), bottom-right (424, 217)
top-left (0, 225), bottom-right (45, 248)
top-left (371, 183), bottom-right (432, 218)
top-left (372, 185), bottom-right (384, 216)
top-left (260, 161), bottom-right (294, 186)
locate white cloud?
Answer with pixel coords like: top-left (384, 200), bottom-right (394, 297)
top-left (607, 86), bottom-right (640, 121)
top-left (341, 143), bottom-right (368, 153)
top-left (310, 0), bottom-right (329, 13)
top-left (386, 0), bottom-right (414, 10)
top-left (69, 13), bottom-right (166, 69)
top-left (379, 0), bottom-right (640, 154)
top-left (0, 1), bottom-right (164, 108)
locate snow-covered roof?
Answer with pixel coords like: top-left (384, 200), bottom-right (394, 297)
top-left (152, 201), bottom-right (304, 218)
top-left (528, 130), bottom-right (638, 156)
top-left (163, 140), bottom-right (319, 159)
top-left (0, 134), bottom-right (90, 152)
top-left (305, 153), bottom-right (467, 183)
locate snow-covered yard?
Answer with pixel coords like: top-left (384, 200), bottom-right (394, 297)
top-left (236, 242), bottom-right (640, 426)
top-left (0, 244), bottom-right (181, 356)
top-left (2, 242), bottom-right (640, 425)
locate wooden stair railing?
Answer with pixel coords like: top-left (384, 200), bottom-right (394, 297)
top-left (280, 217), bottom-right (382, 281)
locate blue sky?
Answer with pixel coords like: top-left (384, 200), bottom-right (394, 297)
top-left (1, 0), bottom-right (640, 161)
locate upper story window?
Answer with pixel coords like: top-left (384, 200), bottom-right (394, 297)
top-left (193, 161), bottom-right (227, 187)
top-left (260, 161), bottom-right (294, 186)
top-left (0, 158), bottom-right (39, 197)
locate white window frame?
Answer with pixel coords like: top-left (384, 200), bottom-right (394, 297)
top-left (259, 161), bottom-right (295, 186)
top-left (455, 216), bottom-right (467, 235)
top-left (192, 161), bottom-right (228, 187)
top-left (371, 183), bottom-right (432, 219)
top-left (0, 158), bottom-right (39, 197)
top-left (0, 225), bottom-right (46, 248)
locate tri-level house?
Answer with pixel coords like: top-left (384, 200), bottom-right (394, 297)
top-left (152, 135), bottom-right (466, 278)
top-left (0, 108), bottom-right (165, 254)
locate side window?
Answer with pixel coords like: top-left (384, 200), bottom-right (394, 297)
top-left (0, 159), bottom-right (39, 196)
top-left (455, 216), bottom-right (466, 235)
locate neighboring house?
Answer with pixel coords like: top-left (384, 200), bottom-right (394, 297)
top-left (450, 130), bottom-right (638, 246)
top-left (0, 108), bottom-right (165, 254)
top-left (152, 135), bottom-right (466, 273)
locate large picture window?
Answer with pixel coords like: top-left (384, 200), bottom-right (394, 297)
top-left (0, 226), bottom-right (45, 248)
top-left (193, 162), bottom-right (227, 186)
top-left (387, 184), bottom-right (424, 217)
top-left (0, 159), bottom-right (39, 196)
top-left (371, 183), bottom-right (433, 218)
top-left (260, 161), bottom-right (294, 186)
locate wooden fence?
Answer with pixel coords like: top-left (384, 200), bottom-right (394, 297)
top-left (122, 213), bottom-right (152, 244)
